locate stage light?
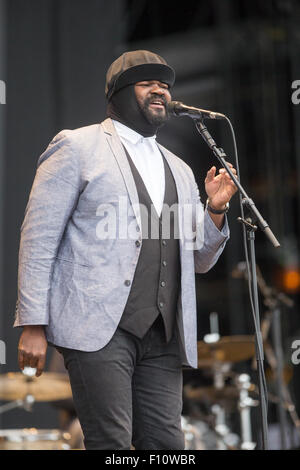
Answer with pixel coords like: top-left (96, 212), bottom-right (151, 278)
top-left (282, 268), bottom-right (300, 292)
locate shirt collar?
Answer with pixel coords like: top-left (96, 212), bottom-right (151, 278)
top-left (112, 119), bottom-right (157, 145)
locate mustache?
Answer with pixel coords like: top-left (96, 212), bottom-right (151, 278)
top-left (145, 94), bottom-right (168, 107)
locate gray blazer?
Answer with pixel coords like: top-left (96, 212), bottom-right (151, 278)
top-left (14, 118), bottom-right (229, 368)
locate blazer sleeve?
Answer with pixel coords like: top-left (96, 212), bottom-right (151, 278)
top-left (188, 167), bottom-right (230, 274)
top-left (14, 130), bottom-right (81, 327)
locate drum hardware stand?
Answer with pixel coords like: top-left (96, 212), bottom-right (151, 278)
top-left (0, 367), bottom-right (36, 415)
top-left (271, 307), bottom-right (289, 449)
top-left (250, 267), bottom-right (299, 448)
top-left (211, 403), bottom-right (239, 450)
top-left (213, 362), bottom-right (231, 390)
top-left (203, 312), bottom-right (220, 344)
top-left (193, 118), bottom-right (281, 449)
top-left (204, 312), bottom-right (231, 389)
top-left (256, 268), bottom-right (298, 449)
top-left (0, 394), bottom-right (34, 415)
top-left (211, 362), bottom-right (239, 450)
top-left (236, 374), bottom-right (258, 450)
top-left (181, 416), bottom-right (203, 450)
top-left (270, 391), bottom-right (300, 446)
top-left (233, 262), bottom-right (300, 446)
top-left (205, 317), bottom-right (240, 452)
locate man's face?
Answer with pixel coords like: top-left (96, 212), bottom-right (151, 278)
top-left (134, 80), bottom-right (171, 127)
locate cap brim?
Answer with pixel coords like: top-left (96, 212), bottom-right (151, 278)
top-left (107, 63), bottom-right (175, 100)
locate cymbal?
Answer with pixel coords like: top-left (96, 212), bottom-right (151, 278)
top-left (184, 385), bottom-right (239, 402)
top-left (184, 383), bottom-right (257, 411)
top-left (197, 335), bottom-right (255, 367)
top-left (0, 372), bottom-right (72, 402)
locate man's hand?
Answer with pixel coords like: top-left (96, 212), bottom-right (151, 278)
top-left (18, 326), bottom-right (48, 377)
top-left (205, 162), bottom-right (238, 210)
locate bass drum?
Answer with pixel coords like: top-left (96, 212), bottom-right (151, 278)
top-left (0, 428), bottom-right (71, 450)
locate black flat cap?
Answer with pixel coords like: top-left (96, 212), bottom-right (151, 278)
top-left (105, 50), bottom-right (175, 101)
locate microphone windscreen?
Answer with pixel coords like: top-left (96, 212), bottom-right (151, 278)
top-left (167, 101), bottom-right (182, 116)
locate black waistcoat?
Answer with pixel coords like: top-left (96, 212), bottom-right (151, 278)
top-left (118, 146), bottom-right (181, 342)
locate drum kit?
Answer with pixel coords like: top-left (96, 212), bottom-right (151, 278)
top-left (179, 262), bottom-right (300, 451)
top-left (182, 332), bottom-right (259, 450)
top-left (182, 315), bottom-right (300, 450)
top-left (0, 335), bottom-right (259, 451)
top-left (0, 335), bottom-right (274, 451)
top-left (0, 320), bottom-right (298, 450)
top-left (0, 368), bottom-right (75, 450)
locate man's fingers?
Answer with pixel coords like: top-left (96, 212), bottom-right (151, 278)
top-left (18, 349), bottom-right (44, 373)
top-left (213, 173), bottom-right (223, 182)
top-left (207, 164), bottom-right (237, 183)
top-left (18, 349), bottom-right (25, 370)
top-left (21, 351), bottom-right (35, 369)
top-left (29, 354), bottom-right (39, 369)
top-left (219, 168), bottom-right (237, 175)
top-left (36, 354), bottom-right (46, 377)
top-left (205, 166), bottom-right (216, 182)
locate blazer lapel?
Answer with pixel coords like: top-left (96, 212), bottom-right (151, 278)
top-left (101, 118), bottom-right (142, 228)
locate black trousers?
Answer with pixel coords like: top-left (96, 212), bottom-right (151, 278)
top-left (56, 315), bottom-right (185, 450)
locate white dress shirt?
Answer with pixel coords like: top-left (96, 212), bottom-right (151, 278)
top-left (112, 120), bottom-right (165, 217)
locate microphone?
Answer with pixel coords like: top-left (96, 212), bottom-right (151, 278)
top-left (167, 101), bottom-right (226, 120)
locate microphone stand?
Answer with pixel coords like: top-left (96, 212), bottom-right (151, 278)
top-left (194, 118), bottom-right (281, 450)
top-left (256, 267), bottom-right (297, 449)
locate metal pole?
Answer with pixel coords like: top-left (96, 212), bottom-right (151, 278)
top-left (0, 0), bottom-right (7, 341)
top-left (248, 231), bottom-right (269, 449)
top-left (0, 0), bottom-right (7, 432)
top-left (272, 308), bottom-right (289, 449)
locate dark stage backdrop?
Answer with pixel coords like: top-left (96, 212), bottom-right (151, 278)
top-left (0, 0), bottom-right (6, 383)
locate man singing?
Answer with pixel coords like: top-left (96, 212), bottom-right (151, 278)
top-left (15, 50), bottom-right (237, 449)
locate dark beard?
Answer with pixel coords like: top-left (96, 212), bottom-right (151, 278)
top-left (106, 85), bottom-right (166, 137)
top-left (138, 94), bottom-right (169, 128)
